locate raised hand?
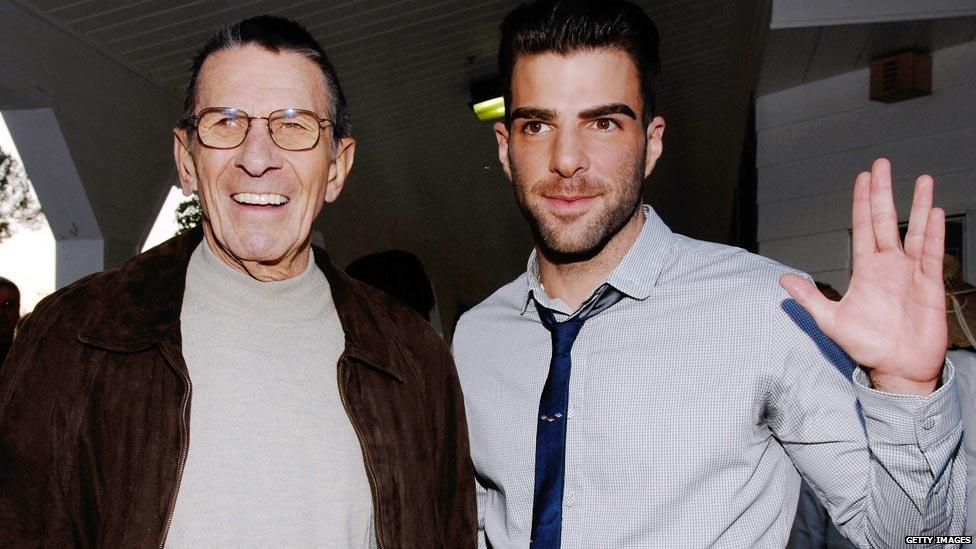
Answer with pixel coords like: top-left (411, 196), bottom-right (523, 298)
top-left (779, 158), bottom-right (947, 396)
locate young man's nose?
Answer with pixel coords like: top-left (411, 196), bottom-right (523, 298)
top-left (549, 129), bottom-right (589, 179)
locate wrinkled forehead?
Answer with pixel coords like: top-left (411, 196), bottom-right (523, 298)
top-left (194, 45), bottom-right (330, 115)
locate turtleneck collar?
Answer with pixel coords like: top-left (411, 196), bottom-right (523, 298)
top-left (186, 241), bottom-right (331, 323)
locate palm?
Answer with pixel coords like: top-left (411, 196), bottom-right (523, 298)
top-left (781, 159), bottom-right (947, 395)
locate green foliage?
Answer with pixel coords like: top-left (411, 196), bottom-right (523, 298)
top-left (0, 148), bottom-right (43, 243)
top-left (175, 193), bottom-right (202, 235)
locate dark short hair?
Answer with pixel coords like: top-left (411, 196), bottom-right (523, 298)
top-left (498, 0), bottom-right (661, 125)
top-left (0, 277), bottom-right (18, 295)
top-left (178, 15), bottom-right (351, 144)
top-left (346, 251), bottom-right (436, 321)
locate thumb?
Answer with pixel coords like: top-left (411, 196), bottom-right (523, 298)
top-left (779, 273), bottom-right (837, 334)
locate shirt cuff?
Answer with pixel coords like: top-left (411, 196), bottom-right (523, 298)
top-left (852, 358), bottom-right (962, 449)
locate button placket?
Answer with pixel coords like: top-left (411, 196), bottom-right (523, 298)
top-left (563, 336), bottom-right (587, 545)
top-left (565, 491), bottom-right (576, 508)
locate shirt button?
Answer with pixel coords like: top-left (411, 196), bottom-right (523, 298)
top-left (565, 491), bottom-right (576, 508)
top-left (567, 408), bottom-right (576, 419)
top-left (922, 417), bottom-right (935, 430)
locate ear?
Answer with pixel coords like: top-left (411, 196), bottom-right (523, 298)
top-left (324, 137), bottom-right (356, 203)
top-left (493, 121), bottom-right (513, 180)
top-left (644, 115), bottom-right (666, 178)
top-left (173, 128), bottom-right (197, 196)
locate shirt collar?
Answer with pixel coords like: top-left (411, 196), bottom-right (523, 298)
top-left (521, 204), bottom-right (675, 314)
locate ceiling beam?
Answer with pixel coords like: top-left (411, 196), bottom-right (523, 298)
top-left (772, 0), bottom-right (976, 29)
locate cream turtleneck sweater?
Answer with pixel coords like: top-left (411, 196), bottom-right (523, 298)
top-left (166, 241), bottom-right (374, 548)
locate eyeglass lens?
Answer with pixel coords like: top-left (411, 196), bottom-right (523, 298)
top-left (196, 109), bottom-right (323, 151)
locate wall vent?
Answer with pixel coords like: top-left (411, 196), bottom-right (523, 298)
top-left (870, 51), bottom-right (931, 103)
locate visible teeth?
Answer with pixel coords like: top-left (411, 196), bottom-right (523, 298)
top-left (232, 193), bottom-right (289, 205)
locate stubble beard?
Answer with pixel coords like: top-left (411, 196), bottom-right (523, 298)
top-left (510, 150), bottom-right (646, 265)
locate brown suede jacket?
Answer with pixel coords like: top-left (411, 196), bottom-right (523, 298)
top-left (0, 228), bottom-right (476, 548)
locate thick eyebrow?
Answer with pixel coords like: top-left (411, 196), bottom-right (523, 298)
top-left (578, 103), bottom-right (637, 120)
top-left (509, 107), bottom-right (557, 122)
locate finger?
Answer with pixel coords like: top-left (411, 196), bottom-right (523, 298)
top-left (920, 207), bottom-right (945, 280)
top-left (851, 171), bottom-right (875, 269)
top-left (779, 273), bottom-right (838, 334)
top-left (868, 158), bottom-right (901, 252)
top-left (903, 175), bottom-right (933, 260)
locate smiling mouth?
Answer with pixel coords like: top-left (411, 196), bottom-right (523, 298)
top-left (544, 195), bottom-right (598, 207)
top-left (231, 192), bottom-right (290, 206)
top-left (541, 194), bottom-right (599, 217)
top-left (547, 195), bottom-right (595, 202)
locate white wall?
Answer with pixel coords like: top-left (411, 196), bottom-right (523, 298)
top-left (2, 108), bottom-right (103, 287)
top-left (0, 0), bottom-right (180, 276)
top-left (756, 40), bottom-right (976, 291)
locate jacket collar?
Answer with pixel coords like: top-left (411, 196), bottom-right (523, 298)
top-left (77, 227), bottom-right (403, 381)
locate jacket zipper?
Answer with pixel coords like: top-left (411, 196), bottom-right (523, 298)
top-left (157, 352), bottom-right (191, 549)
top-left (338, 359), bottom-right (385, 549)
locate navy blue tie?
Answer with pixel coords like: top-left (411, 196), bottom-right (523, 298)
top-left (530, 284), bottom-right (625, 549)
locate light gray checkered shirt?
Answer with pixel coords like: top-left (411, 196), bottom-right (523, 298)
top-left (453, 205), bottom-right (965, 549)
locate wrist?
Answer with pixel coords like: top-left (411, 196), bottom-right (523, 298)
top-left (867, 370), bottom-right (940, 396)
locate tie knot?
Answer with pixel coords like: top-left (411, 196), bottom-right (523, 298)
top-left (550, 319), bottom-right (585, 356)
top-left (532, 284), bottom-right (627, 331)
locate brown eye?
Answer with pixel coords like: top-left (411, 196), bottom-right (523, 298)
top-left (594, 118), bottom-right (618, 131)
top-left (521, 120), bottom-right (555, 135)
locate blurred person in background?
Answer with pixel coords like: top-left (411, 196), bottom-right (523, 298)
top-left (0, 277), bottom-right (18, 364)
top-left (346, 250), bottom-right (436, 321)
top-left (814, 281), bottom-right (842, 302)
top-left (944, 254), bottom-right (976, 536)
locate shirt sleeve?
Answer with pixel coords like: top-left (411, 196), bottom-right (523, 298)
top-left (476, 475), bottom-right (489, 549)
top-left (947, 349), bottom-right (976, 536)
top-left (765, 295), bottom-right (965, 548)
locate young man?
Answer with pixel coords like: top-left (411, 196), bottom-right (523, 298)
top-left (0, 16), bottom-right (474, 548)
top-left (453, 1), bottom-right (964, 547)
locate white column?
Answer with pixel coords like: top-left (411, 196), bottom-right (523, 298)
top-left (2, 108), bottom-right (103, 288)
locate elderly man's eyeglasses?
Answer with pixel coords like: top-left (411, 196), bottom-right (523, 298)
top-left (182, 107), bottom-right (334, 151)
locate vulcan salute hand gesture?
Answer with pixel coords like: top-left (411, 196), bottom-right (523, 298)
top-left (780, 158), bottom-right (947, 396)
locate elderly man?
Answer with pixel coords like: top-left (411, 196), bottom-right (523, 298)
top-left (0, 16), bottom-right (474, 548)
top-left (453, 1), bottom-right (965, 548)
